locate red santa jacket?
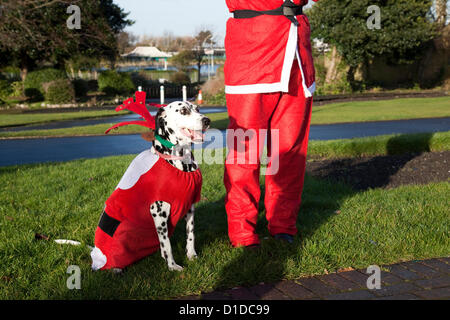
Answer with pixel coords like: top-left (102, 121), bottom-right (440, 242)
top-left (92, 149), bottom-right (202, 270)
top-left (224, 0), bottom-right (318, 96)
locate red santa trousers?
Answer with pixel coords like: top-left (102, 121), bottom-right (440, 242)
top-left (224, 59), bottom-right (313, 247)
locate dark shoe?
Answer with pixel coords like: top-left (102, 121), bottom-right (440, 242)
top-left (244, 243), bottom-right (261, 250)
top-left (273, 233), bottom-right (294, 244)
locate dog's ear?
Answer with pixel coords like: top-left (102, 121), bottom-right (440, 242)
top-left (141, 130), bottom-right (155, 142)
top-left (155, 108), bottom-right (166, 129)
top-left (158, 116), bottom-right (165, 128)
top-left (156, 108), bottom-right (166, 117)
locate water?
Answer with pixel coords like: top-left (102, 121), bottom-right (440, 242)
top-left (116, 66), bottom-right (178, 72)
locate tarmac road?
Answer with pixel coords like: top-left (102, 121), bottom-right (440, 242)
top-left (0, 117), bottom-right (449, 167)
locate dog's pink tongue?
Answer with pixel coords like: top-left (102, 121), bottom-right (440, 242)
top-left (192, 130), bottom-right (204, 141)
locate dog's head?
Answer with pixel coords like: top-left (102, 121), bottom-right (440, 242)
top-left (155, 101), bottom-right (210, 145)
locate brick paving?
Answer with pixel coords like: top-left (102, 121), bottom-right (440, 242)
top-left (178, 257), bottom-right (450, 300)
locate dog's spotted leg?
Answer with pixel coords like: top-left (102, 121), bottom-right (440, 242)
top-left (185, 205), bottom-right (197, 260)
top-left (150, 201), bottom-right (183, 272)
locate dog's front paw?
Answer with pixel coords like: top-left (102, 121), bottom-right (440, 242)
top-left (187, 251), bottom-right (198, 261)
top-left (169, 263), bottom-right (184, 272)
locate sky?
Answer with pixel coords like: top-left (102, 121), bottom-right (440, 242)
top-left (114, 0), bottom-right (316, 46)
top-left (114, 0), bottom-right (231, 45)
top-left (114, 1), bottom-right (448, 45)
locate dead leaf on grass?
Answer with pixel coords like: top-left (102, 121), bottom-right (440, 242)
top-left (35, 233), bottom-right (50, 241)
top-left (337, 267), bottom-right (354, 273)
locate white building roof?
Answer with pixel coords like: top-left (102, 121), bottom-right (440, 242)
top-left (122, 46), bottom-right (172, 58)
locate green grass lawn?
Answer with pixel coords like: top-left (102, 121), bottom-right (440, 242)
top-left (310, 96), bottom-right (450, 124)
top-left (0, 146), bottom-right (448, 299)
top-left (0, 110), bottom-right (127, 128)
top-left (214, 96), bottom-right (449, 126)
top-left (307, 131), bottom-right (450, 158)
top-left (0, 97), bottom-right (448, 138)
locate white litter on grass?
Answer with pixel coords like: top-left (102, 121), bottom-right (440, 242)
top-left (54, 239), bottom-right (94, 250)
top-left (54, 239), bottom-right (81, 246)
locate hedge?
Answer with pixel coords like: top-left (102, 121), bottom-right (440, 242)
top-left (0, 79), bottom-right (13, 100)
top-left (98, 70), bottom-right (135, 95)
top-left (43, 79), bottom-right (75, 104)
top-left (24, 68), bottom-right (68, 101)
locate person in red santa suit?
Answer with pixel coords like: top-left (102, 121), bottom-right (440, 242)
top-left (224, 0), bottom-right (319, 247)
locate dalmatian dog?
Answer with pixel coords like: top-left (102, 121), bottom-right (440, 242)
top-left (148, 102), bottom-right (210, 270)
top-left (91, 101), bottom-right (210, 273)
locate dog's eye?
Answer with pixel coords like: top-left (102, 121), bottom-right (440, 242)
top-left (180, 108), bottom-right (190, 115)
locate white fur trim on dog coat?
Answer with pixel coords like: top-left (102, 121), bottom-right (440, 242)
top-left (115, 149), bottom-right (159, 190)
top-left (91, 246), bottom-right (107, 271)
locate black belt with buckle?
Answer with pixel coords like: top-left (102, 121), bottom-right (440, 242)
top-left (233, 1), bottom-right (303, 26)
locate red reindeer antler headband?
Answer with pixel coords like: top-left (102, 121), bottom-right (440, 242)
top-left (105, 89), bottom-right (167, 134)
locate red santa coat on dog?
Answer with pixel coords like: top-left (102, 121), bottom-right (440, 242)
top-left (91, 149), bottom-right (202, 270)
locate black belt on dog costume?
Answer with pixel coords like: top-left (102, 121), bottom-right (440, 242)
top-left (232, 1), bottom-right (303, 26)
top-left (98, 211), bottom-right (121, 237)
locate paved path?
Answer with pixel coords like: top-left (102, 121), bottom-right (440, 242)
top-left (179, 257), bottom-right (450, 300)
top-left (1, 117), bottom-right (449, 167)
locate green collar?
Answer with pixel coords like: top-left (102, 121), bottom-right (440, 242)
top-left (154, 134), bottom-right (175, 148)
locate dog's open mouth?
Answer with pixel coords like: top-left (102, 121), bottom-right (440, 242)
top-left (181, 128), bottom-right (205, 143)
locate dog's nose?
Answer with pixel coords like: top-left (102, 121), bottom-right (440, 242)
top-left (202, 117), bottom-right (211, 129)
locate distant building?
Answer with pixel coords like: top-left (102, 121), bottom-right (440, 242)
top-left (121, 46), bottom-right (172, 69)
top-left (206, 47), bottom-right (226, 59)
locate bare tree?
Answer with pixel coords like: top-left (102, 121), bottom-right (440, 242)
top-left (117, 31), bottom-right (138, 54)
top-left (190, 29), bottom-right (215, 83)
top-left (435, 0), bottom-right (448, 28)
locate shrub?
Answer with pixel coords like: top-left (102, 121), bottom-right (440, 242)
top-left (72, 78), bottom-right (89, 97)
top-left (43, 80), bottom-right (75, 104)
top-left (0, 66), bottom-right (21, 81)
top-left (10, 81), bottom-right (24, 97)
top-left (87, 80), bottom-right (99, 92)
top-left (170, 71), bottom-right (191, 84)
top-left (24, 68), bottom-right (68, 101)
top-left (130, 72), bottom-right (149, 88)
top-left (98, 70), bottom-right (135, 95)
top-left (203, 88), bottom-right (226, 106)
top-left (0, 79), bottom-right (13, 100)
top-left (201, 65), bottom-right (224, 98)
